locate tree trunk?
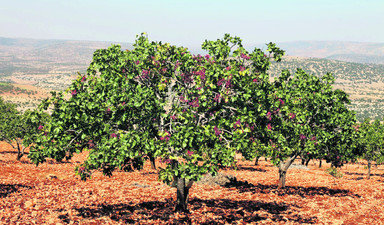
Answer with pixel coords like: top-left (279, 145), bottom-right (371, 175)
top-left (16, 151), bottom-right (23, 161)
top-left (301, 158), bottom-right (305, 165)
top-left (16, 140), bottom-right (23, 161)
top-left (278, 155), bottom-right (297, 189)
top-left (319, 159), bottom-right (322, 168)
top-left (367, 160), bottom-right (371, 179)
top-left (255, 157), bottom-right (259, 166)
top-left (175, 177), bottom-right (192, 212)
top-left (265, 157), bottom-right (268, 162)
top-left (305, 158), bottom-right (310, 167)
top-left (278, 168), bottom-right (287, 189)
top-left (149, 155), bottom-right (156, 170)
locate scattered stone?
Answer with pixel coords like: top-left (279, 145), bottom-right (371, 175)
top-left (131, 183), bottom-right (150, 188)
top-left (46, 174), bottom-right (58, 179)
top-left (196, 173), bottom-right (237, 186)
top-left (24, 200), bottom-right (35, 208)
top-left (289, 164), bottom-right (310, 170)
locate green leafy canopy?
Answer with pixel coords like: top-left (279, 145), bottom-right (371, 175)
top-left (28, 33), bottom-right (285, 184)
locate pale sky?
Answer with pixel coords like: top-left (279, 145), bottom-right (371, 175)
top-left (1, 0), bottom-right (383, 48)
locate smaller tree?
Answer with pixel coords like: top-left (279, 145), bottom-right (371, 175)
top-left (265, 69), bottom-right (356, 189)
top-left (0, 98), bottom-right (22, 159)
top-left (0, 97), bottom-right (47, 160)
top-left (356, 119), bottom-right (384, 179)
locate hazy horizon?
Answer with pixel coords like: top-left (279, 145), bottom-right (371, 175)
top-left (2, 35), bottom-right (384, 45)
top-left (1, 0), bottom-right (383, 49)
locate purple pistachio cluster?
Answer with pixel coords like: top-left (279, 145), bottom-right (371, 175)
top-left (214, 94), bottom-right (221, 103)
top-left (88, 140), bottom-right (95, 149)
top-left (181, 73), bottom-right (193, 84)
top-left (234, 120), bottom-right (241, 129)
top-left (217, 78), bottom-right (226, 86)
top-left (240, 53), bottom-right (251, 60)
top-left (214, 126), bottom-right (221, 136)
top-left (193, 69), bottom-right (206, 81)
top-left (141, 69), bottom-right (150, 79)
top-left (188, 97), bottom-right (199, 108)
top-left (79, 166), bottom-right (85, 172)
top-left (160, 130), bottom-right (171, 142)
top-left (300, 134), bottom-right (307, 140)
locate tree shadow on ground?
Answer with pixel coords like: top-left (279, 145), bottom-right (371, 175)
top-left (68, 198), bottom-right (317, 224)
top-left (0, 184), bottom-right (32, 198)
top-left (141, 171), bottom-right (157, 175)
top-left (188, 198), bottom-right (317, 224)
top-left (347, 176), bottom-right (365, 181)
top-left (19, 160), bottom-right (34, 164)
top-left (344, 171), bottom-right (384, 178)
top-left (16, 159), bottom-right (71, 164)
top-left (0, 151), bottom-right (18, 154)
top-left (259, 164), bottom-right (276, 168)
top-left (224, 180), bottom-right (360, 198)
top-left (236, 166), bottom-right (267, 172)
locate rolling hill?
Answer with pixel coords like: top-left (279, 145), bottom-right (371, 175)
top-left (1, 37), bottom-right (383, 121)
top-left (247, 40), bottom-right (384, 64)
top-left (268, 57), bottom-right (384, 121)
top-left (0, 37), bottom-right (133, 110)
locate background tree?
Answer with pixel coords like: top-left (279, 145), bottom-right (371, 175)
top-left (228, 43), bottom-right (285, 167)
top-left (0, 97), bottom-right (47, 160)
top-left (356, 118), bottom-right (384, 179)
top-left (0, 97), bottom-right (22, 159)
top-left (264, 69), bottom-right (356, 188)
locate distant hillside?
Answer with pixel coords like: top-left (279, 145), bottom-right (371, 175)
top-left (0, 37), bottom-right (133, 111)
top-left (247, 41), bottom-right (384, 64)
top-left (269, 56), bottom-right (384, 82)
top-left (269, 56), bottom-right (384, 121)
top-left (326, 54), bottom-right (384, 64)
top-left (1, 37), bottom-right (384, 121)
top-left (0, 37), bottom-right (133, 76)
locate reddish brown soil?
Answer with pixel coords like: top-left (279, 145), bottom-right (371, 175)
top-left (1, 141), bottom-right (383, 224)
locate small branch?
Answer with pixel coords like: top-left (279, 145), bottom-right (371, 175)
top-left (62, 130), bottom-right (83, 152)
top-left (222, 105), bottom-right (238, 112)
top-left (220, 135), bottom-right (231, 146)
top-left (4, 139), bottom-right (17, 149)
top-left (222, 129), bottom-right (234, 135)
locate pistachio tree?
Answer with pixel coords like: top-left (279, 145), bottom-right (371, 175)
top-left (264, 69), bottom-right (356, 188)
top-left (0, 97), bottom-right (23, 160)
top-left (28, 34), bottom-right (284, 211)
top-left (356, 119), bottom-right (384, 179)
top-left (0, 97), bottom-right (47, 160)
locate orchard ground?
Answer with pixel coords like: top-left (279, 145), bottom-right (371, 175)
top-left (0, 141), bottom-right (383, 224)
